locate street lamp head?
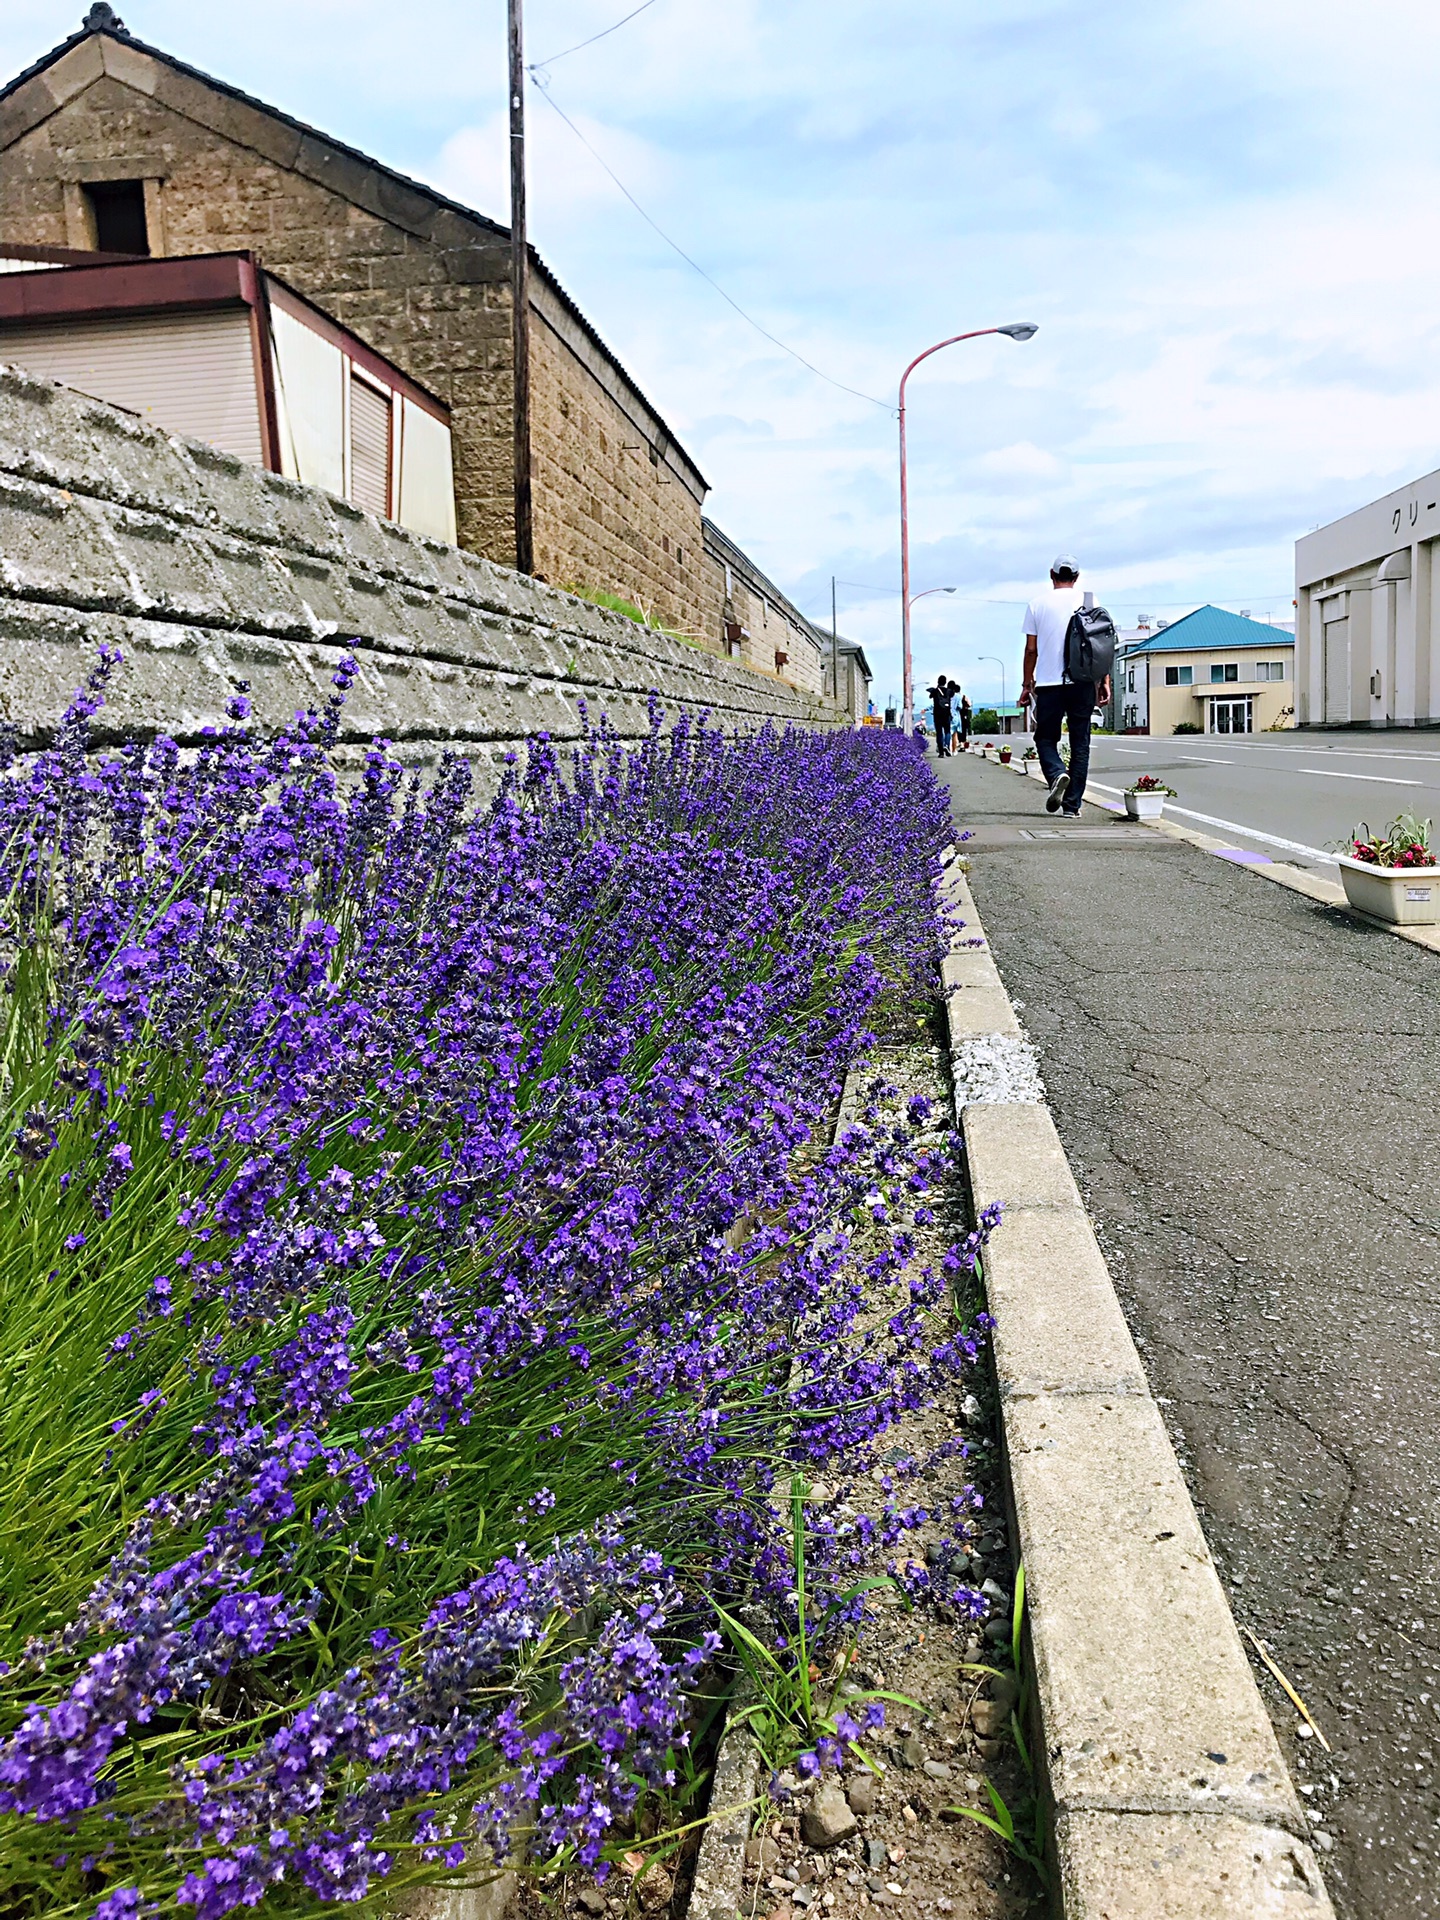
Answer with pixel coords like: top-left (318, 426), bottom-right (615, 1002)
top-left (996, 322), bottom-right (1039, 341)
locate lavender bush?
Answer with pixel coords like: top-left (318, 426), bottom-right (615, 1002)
top-left (0, 659), bottom-right (985, 1918)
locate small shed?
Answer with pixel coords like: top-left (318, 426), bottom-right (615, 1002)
top-left (0, 249), bottom-right (455, 542)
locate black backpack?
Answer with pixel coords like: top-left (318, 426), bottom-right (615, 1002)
top-left (1064, 603), bottom-right (1117, 684)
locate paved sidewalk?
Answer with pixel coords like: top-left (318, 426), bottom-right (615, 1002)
top-left (938, 752), bottom-right (1440, 1920)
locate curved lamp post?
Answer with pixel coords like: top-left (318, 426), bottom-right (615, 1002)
top-left (909, 587), bottom-right (958, 733)
top-left (977, 654), bottom-right (1007, 729)
top-left (899, 322), bottom-right (1037, 735)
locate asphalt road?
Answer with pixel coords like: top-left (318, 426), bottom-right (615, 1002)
top-left (938, 750), bottom-right (1440, 1920)
top-left (976, 732), bottom-right (1440, 868)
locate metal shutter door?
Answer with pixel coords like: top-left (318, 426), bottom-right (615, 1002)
top-left (349, 375), bottom-right (390, 518)
top-left (0, 309), bottom-right (264, 466)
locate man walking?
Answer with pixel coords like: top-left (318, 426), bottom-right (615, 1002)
top-left (958, 690), bottom-right (972, 748)
top-left (1019, 555), bottom-right (1111, 815)
top-left (928, 678), bottom-right (954, 756)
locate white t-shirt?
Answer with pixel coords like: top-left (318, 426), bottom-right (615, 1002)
top-left (1023, 584), bottom-right (1085, 686)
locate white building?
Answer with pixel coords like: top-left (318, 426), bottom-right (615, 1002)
top-left (1296, 468), bottom-right (1440, 728)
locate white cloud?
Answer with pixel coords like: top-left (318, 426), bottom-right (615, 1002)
top-left (432, 105), bottom-right (666, 231)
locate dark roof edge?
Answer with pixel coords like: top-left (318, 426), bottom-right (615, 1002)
top-left (1, 22), bottom-right (704, 496)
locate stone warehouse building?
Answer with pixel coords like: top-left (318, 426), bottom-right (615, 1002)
top-left (0, 6), bottom-right (823, 687)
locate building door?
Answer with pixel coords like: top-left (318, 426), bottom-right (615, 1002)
top-left (1323, 615), bottom-right (1350, 723)
top-left (1210, 698), bottom-right (1253, 734)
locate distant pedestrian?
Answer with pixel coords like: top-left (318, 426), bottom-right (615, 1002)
top-left (958, 691), bottom-right (972, 746)
top-left (928, 679), bottom-right (955, 756)
top-left (1020, 555), bottom-right (1113, 815)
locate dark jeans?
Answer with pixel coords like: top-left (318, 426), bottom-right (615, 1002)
top-left (1033, 681), bottom-right (1096, 811)
top-left (934, 714), bottom-right (953, 755)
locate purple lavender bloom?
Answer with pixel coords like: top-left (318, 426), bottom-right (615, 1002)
top-left (0, 668), bottom-right (993, 1914)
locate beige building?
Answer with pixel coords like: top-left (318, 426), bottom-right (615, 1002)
top-left (1295, 469), bottom-right (1440, 727)
top-left (0, 6), bottom-right (719, 646)
top-left (1117, 605), bottom-right (1294, 735)
top-left (830, 639), bottom-right (873, 725)
top-left (703, 518), bottom-right (827, 696)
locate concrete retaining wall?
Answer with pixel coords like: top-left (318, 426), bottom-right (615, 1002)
top-left (0, 360), bottom-right (839, 781)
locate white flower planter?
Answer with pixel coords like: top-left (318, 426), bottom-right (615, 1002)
top-left (1337, 853), bottom-right (1440, 925)
top-left (1125, 790), bottom-right (1167, 820)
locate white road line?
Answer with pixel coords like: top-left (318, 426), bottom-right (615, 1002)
top-left (1085, 783), bottom-right (1339, 863)
top-left (1295, 767), bottom-right (1423, 786)
top-left (1222, 745), bottom-right (1440, 764)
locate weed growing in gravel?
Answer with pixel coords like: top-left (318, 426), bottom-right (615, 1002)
top-left (950, 1569), bottom-right (1048, 1886)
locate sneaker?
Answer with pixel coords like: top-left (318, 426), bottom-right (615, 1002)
top-left (1045, 771), bottom-right (1070, 813)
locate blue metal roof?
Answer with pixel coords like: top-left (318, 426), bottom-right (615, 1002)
top-left (1126, 605), bottom-right (1294, 653)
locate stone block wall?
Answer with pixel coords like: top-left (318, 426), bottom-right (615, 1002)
top-left (529, 306), bottom-right (705, 637)
top-left (0, 26), bottom-right (712, 636)
top-left (701, 519), bottom-right (827, 695)
top-left (0, 362), bottom-right (840, 786)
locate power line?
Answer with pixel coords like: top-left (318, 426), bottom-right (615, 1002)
top-left (528, 75), bottom-right (894, 411)
top-left (530, 0), bottom-right (662, 71)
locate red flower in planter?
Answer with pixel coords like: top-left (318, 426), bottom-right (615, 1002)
top-left (1345, 813), bottom-right (1435, 867)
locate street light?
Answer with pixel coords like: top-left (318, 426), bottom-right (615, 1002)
top-left (899, 323), bottom-right (1038, 735)
top-left (978, 654), bottom-right (1007, 727)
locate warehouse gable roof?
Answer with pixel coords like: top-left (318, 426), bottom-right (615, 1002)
top-left (0, 9), bottom-right (707, 498)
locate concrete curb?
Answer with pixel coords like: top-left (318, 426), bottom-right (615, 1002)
top-left (937, 848), bottom-right (1336, 1916)
top-left (686, 1680), bottom-right (763, 1920)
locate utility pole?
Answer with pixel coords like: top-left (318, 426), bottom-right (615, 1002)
top-left (830, 576), bottom-right (838, 703)
top-left (508, 0), bottom-right (534, 576)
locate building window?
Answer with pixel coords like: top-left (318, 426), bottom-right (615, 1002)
top-left (348, 373), bottom-right (392, 518)
top-left (1210, 662), bottom-right (1239, 683)
top-left (83, 179), bottom-right (150, 255)
top-left (1255, 660), bottom-right (1287, 681)
top-left (1126, 668), bottom-right (1135, 691)
top-left (1164, 665), bottom-right (1193, 686)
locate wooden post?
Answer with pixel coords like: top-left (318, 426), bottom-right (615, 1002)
top-left (508, 0), bottom-right (533, 576)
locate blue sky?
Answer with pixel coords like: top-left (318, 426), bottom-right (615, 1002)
top-left (8, 1), bottom-right (1440, 705)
